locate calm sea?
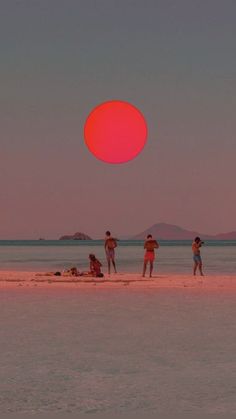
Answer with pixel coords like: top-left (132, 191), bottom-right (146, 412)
top-left (0, 240), bottom-right (235, 275)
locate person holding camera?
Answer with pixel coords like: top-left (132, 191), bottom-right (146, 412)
top-left (192, 236), bottom-right (204, 276)
top-left (142, 234), bottom-right (159, 278)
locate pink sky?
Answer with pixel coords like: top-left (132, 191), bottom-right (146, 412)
top-left (0, 1), bottom-right (236, 238)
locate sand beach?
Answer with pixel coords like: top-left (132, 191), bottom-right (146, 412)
top-left (0, 270), bottom-right (236, 291)
top-left (1, 270), bottom-right (236, 415)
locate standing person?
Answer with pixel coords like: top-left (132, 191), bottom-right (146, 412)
top-left (104, 231), bottom-right (117, 274)
top-left (192, 236), bottom-right (204, 276)
top-left (142, 234), bottom-right (159, 277)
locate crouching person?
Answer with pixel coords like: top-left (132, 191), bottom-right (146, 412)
top-left (89, 254), bottom-right (104, 278)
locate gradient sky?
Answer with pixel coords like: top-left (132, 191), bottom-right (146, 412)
top-left (0, 0), bottom-right (236, 239)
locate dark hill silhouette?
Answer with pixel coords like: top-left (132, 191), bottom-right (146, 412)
top-left (132, 223), bottom-right (236, 240)
top-left (214, 231), bottom-right (236, 240)
top-left (59, 232), bottom-right (92, 240)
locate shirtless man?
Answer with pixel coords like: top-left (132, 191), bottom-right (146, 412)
top-left (192, 236), bottom-right (204, 276)
top-left (142, 234), bottom-right (159, 278)
top-left (104, 231), bottom-right (117, 274)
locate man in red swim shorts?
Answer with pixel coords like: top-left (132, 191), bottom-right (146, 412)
top-left (142, 234), bottom-right (159, 278)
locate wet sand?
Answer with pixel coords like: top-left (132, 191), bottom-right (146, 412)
top-left (0, 270), bottom-right (236, 291)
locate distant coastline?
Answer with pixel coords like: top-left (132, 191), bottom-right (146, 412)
top-left (1, 223), bottom-right (236, 241)
top-left (131, 223), bottom-right (236, 240)
top-left (57, 223), bottom-right (236, 241)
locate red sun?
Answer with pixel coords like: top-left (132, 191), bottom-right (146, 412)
top-left (84, 100), bottom-right (148, 164)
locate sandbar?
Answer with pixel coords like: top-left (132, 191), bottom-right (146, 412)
top-left (0, 271), bottom-right (235, 291)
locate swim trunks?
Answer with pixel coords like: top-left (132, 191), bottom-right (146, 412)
top-left (106, 248), bottom-right (115, 260)
top-left (144, 250), bottom-right (155, 262)
top-left (193, 254), bottom-right (202, 264)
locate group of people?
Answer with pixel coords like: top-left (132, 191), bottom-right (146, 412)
top-left (104, 231), bottom-right (204, 277)
top-left (103, 231), bottom-right (160, 277)
top-left (61, 231), bottom-right (117, 278)
top-left (60, 231), bottom-right (204, 279)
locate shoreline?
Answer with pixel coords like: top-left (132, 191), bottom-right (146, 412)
top-left (0, 270), bottom-right (236, 291)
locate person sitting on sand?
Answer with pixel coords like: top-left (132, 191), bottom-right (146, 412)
top-left (79, 255), bottom-right (104, 278)
top-left (192, 237), bottom-right (204, 276)
top-left (89, 254), bottom-right (104, 277)
top-left (142, 234), bottom-right (159, 278)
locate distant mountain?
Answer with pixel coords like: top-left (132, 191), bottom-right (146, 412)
top-left (59, 232), bottom-right (92, 240)
top-left (214, 231), bottom-right (236, 240)
top-left (132, 223), bottom-right (236, 240)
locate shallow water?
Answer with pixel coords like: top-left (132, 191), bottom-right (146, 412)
top-left (0, 240), bottom-right (236, 275)
top-left (1, 288), bottom-right (236, 415)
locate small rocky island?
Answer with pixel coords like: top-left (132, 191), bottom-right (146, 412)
top-left (59, 232), bottom-right (92, 240)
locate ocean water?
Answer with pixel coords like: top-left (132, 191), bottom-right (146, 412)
top-left (1, 287), bottom-right (236, 415)
top-left (0, 240), bottom-right (236, 275)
